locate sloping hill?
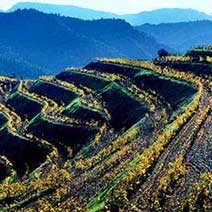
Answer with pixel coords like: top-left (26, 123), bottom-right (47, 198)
top-left (0, 9), bottom-right (166, 78)
top-left (0, 55), bottom-right (211, 211)
top-left (136, 20), bottom-right (212, 53)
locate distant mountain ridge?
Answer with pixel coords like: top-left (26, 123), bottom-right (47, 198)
top-left (7, 2), bottom-right (212, 25)
top-left (121, 8), bottom-right (212, 25)
top-left (136, 20), bottom-right (212, 53)
top-left (8, 2), bottom-right (117, 20)
top-left (0, 9), bottom-right (166, 78)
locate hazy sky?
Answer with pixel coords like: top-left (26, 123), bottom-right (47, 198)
top-left (0, 0), bottom-right (212, 14)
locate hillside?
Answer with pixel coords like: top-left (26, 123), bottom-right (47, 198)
top-left (8, 2), bottom-right (212, 25)
top-left (136, 20), bottom-right (212, 53)
top-left (0, 9), bottom-right (166, 78)
top-left (0, 48), bottom-right (211, 210)
top-left (0, 52), bottom-right (47, 78)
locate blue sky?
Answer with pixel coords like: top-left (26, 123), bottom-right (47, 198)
top-left (0, 0), bottom-right (212, 14)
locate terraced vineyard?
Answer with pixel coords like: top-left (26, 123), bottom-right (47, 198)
top-left (0, 49), bottom-right (211, 211)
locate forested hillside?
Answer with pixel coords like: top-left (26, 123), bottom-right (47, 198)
top-left (137, 20), bottom-right (212, 52)
top-left (0, 9), bottom-right (166, 78)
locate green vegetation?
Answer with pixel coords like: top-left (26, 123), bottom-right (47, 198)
top-left (0, 52), bottom-right (211, 211)
top-left (134, 69), bottom-right (196, 109)
top-left (0, 113), bottom-right (7, 129)
top-left (28, 114), bottom-right (98, 154)
top-left (62, 100), bottom-right (106, 124)
top-left (56, 70), bottom-right (110, 91)
top-left (29, 80), bottom-right (78, 105)
top-left (6, 93), bottom-right (43, 120)
top-left (100, 83), bottom-right (149, 131)
top-left (0, 127), bottom-right (49, 176)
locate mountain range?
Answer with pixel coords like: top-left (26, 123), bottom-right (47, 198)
top-left (0, 9), bottom-right (166, 78)
top-left (1, 2), bottom-right (212, 78)
top-left (7, 2), bottom-right (212, 25)
top-left (8, 2), bottom-right (116, 20)
top-left (136, 20), bottom-right (212, 52)
top-left (122, 8), bottom-right (212, 25)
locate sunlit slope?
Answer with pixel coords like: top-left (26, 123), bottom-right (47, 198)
top-left (0, 53), bottom-right (211, 211)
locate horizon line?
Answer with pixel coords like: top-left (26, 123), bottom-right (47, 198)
top-left (0, 1), bottom-right (211, 15)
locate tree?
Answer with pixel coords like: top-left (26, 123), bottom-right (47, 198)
top-left (158, 49), bottom-right (169, 58)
